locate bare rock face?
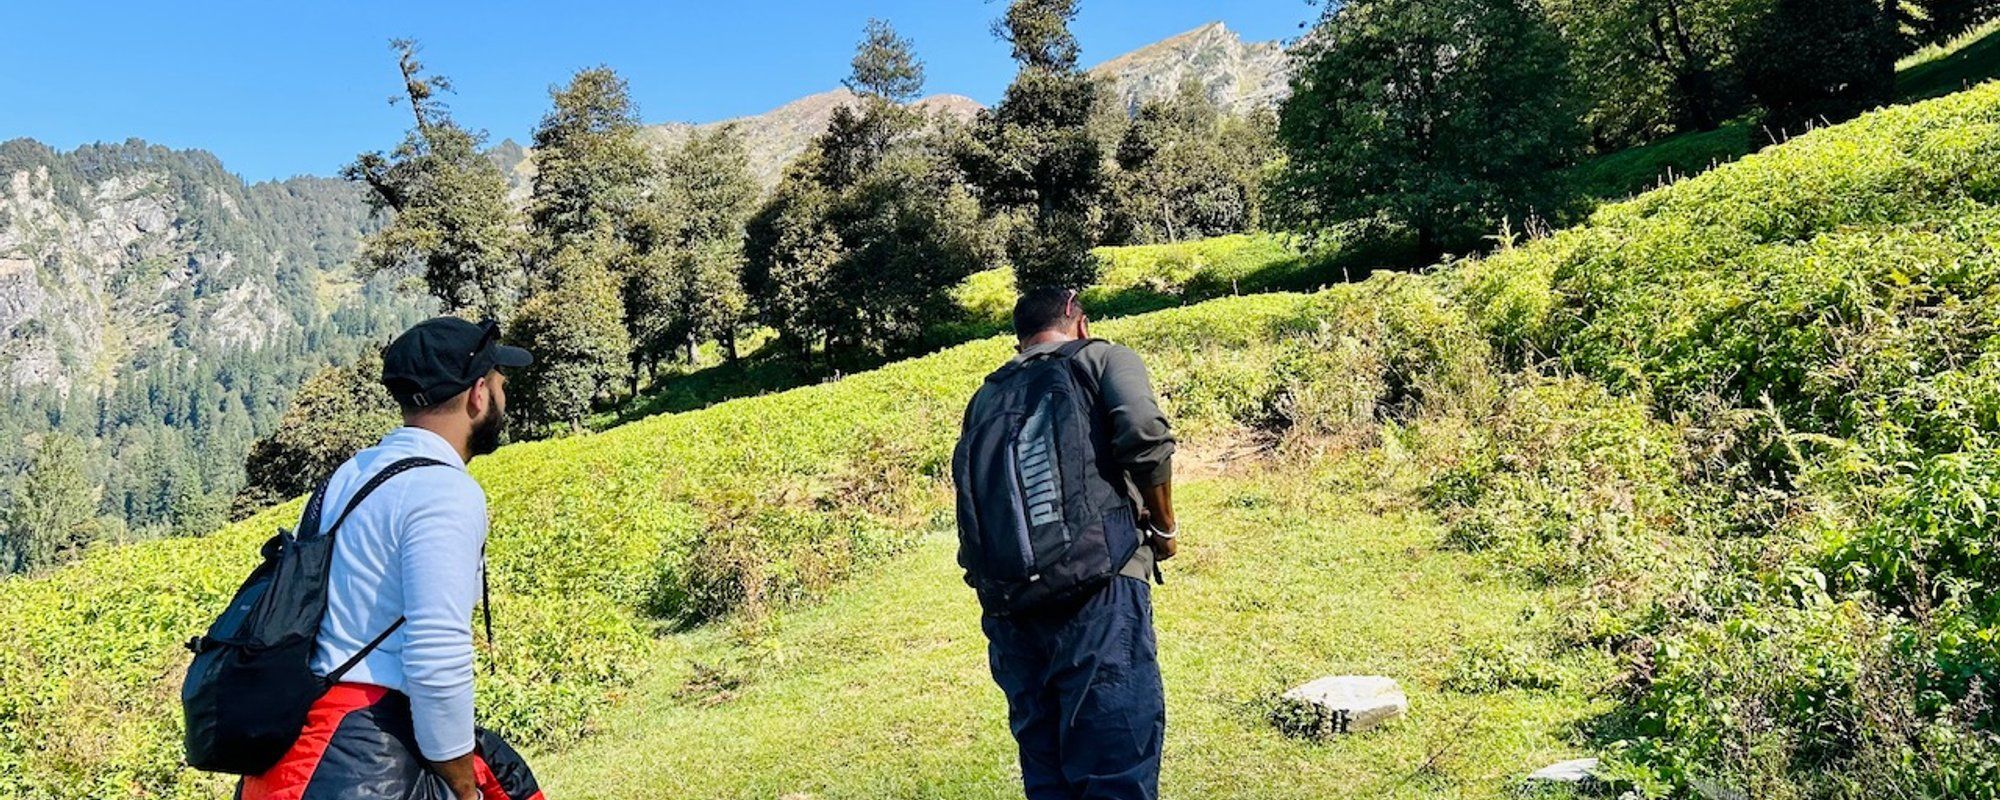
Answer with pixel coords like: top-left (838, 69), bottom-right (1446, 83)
top-left (0, 139), bottom-right (361, 394)
top-left (1271, 675), bottom-right (1408, 739)
top-left (1092, 22), bottom-right (1293, 117)
top-left (633, 23), bottom-right (1293, 189)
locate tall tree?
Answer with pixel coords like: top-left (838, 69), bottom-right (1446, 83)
top-left (747, 21), bottom-right (991, 360)
top-left (1736, 0), bottom-right (1900, 132)
top-left (625, 126), bottom-right (760, 381)
top-left (1108, 80), bottom-right (1275, 244)
top-left (963, 0), bottom-right (1112, 291)
top-left (509, 246), bottom-right (630, 431)
top-left (3, 434), bottom-right (104, 574)
top-left (512, 67), bottom-right (650, 430)
top-left (846, 18), bottom-right (926, 103)
top-left (1549, 0), bottom-right (1753, 145)
top-left (525, 67), bottom-right (654, 251)
top-left (343, 39), bottom-right (523, 319)
top-left (1276, 0), bottom-right (1584, 261)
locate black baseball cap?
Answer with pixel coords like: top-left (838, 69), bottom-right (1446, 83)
top-left (380, 317), bottom-right (533, 409)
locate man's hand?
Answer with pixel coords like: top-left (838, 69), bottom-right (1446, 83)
top-left (430, 752), bottom-right (480, 800)
top-left (1149, 529), bottom-right (1179, 561)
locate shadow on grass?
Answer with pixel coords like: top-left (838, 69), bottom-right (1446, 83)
top-left (1898, 22), bottom-right (2000, 103)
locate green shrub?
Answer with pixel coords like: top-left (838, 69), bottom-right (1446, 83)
top-left (1442, 642), bottom-right (1562, 694)
top-left (1445, 84), bottom-right (2000, 795)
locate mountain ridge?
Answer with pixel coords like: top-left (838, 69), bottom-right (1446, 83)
top-left (615, 22), bottom-right (1292, 187)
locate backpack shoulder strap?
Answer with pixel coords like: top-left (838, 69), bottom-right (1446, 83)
top-left (315, 455), bottom-right (450, 686)
top-left (317, 456), bottom-right (450, 539)
top-left (1054, 337), bottom-right (1104, 360)
top-left (294, 475), bottom-right (334, 538)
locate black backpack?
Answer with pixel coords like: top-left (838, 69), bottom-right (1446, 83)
top-left (181, 457), bottom-right (444, 775)
top-left (953, 338), bottom-right (1144, 616)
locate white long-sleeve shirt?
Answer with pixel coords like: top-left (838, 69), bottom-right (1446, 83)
top-left (308, 426), bottom-right (485, 761)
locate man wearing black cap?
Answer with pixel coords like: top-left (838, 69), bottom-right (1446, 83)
top-left (238, 317), bottom-right (545, 800)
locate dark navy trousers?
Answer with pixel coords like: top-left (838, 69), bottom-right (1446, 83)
top-left (982, 576), bottom-right (1165, 800)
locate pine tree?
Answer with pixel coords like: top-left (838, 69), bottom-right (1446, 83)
top-left (846, 18), bottom-right (926, 104)
top-left (344, 39), bottom-right (523, 319)
top-left (963, 0), bottom-right (1112, 291)
top-left (3, 434), bottom-right (104, 574)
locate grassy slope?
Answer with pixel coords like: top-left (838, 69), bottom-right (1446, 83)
top-left (1, 291), bottom-right (1385, 798)
top-left (542, 454), bottom-right (1607, 799)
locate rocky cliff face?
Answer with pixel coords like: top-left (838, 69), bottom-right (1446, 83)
top-left (0, 139), bottom-right (378, 395)
top-left (1093, 22), bottom-right (1293, 116)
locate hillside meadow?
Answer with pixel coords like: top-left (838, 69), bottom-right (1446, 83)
top-left (2, 282), bottom-right (1436, 798)
top-left (5, 68), bottom-right (2000, 800)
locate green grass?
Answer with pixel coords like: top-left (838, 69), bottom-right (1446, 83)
top-left (13, 33), bottom-right (2000, 800)
top-left (540, 448), bottom-right (1610, 799)
top-left (599, 231), bottom-right (1395, 432)
top-left (1449, 81), bottom-right (2000, 793)
top-left (1898, 20), bottom-right (2000, 102)
top-left (0, 289), bottom-right (1386, 799)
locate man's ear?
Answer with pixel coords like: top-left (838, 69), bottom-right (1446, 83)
top-left (466, 376), bottom-right (491, 419)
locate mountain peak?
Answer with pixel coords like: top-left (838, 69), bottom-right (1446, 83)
top-left (1089, 22), bottom-right (1291, 116)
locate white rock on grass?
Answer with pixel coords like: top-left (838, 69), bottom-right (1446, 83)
top-left (1270, 675), bottom-right (1407, 739)
top-left (1526, 758), bottom-right (1599, 784)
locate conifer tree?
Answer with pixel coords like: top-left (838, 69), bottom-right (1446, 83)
top-left (3, 434), bottom-right (104, 574)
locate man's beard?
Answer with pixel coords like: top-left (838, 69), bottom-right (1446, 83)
top-left (469, 400), bottom-right (508, 458)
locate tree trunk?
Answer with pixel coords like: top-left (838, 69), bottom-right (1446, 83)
top-left (1415, 222), bottom-right (1442, 267)
top-left (1649, 3), bottom-right (1721, 132)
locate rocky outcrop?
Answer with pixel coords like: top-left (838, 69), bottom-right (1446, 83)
top-left (642, 89), bottom-right (984, 188)
top-left (634, 22), bottom-right (1293, 189)
top-left (0, 139), bottom-right (372, 394)
top-left (1093, 22), bottom-right (1293, 117)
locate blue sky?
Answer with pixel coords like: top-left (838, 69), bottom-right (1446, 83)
top-left (1, 1), bottom-right (1320, 182)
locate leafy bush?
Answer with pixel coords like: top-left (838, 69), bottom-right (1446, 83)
top-left (1447, 83), bottom-right (2000, 794)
